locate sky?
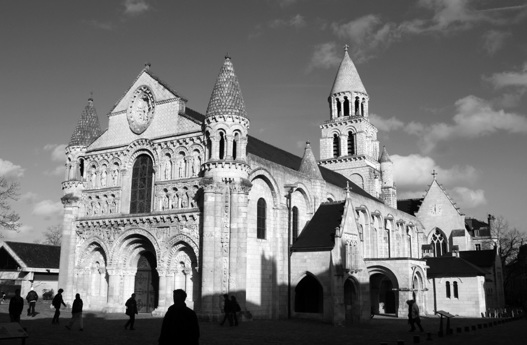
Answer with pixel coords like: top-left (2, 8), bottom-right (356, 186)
top-left (1, 0), bottom-right (526, 243)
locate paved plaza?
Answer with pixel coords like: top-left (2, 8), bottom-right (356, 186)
top-left (0, 301), bottom-right (524, 344)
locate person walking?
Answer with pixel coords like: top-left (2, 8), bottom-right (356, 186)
top-left (407, 299), bottom-right (424, 332)
top-left (219, 294), bottom-right (232, 326)
top-left (124, 293), bottom-right (138, 330)
top-left (51, 289), bottom-right (67, 324)
top-left (158, 289), bottom-right (199, 345)
top-left (9, 289), bottom-right (24, 323)
top-left (230, 296), bottom-right (241, 326)
top-left (65, 293), bottom-right (83, 331)
top-left (25, 287), bottom-right (38, 317)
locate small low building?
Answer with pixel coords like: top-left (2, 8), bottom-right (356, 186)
top-left (0, 241), bottom-right (60, 298)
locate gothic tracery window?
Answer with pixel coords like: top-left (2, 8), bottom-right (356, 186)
top-left (430, 229), bottom-right (447, 257)
top-left (130, 154), bottom-right (154, 214)
top-left (257, 198), bottom-right (266, 239)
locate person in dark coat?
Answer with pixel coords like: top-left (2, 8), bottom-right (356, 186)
top-left (230, 296), bottom-right (241, 326)
top-left (25, 288), bottom-right (38, 316)
top-left (124, 293), bottom-right (138, 330)
top-left (158, 289), bottom-right (199, 345)
top-left (9, 289), bottom-right (24, 323)
top-left (51, 288), bottom-right (67, 324)
top-left (65, 293), bottom-right (84, 331)
top-left (219, 294), bottom-right (233, 326)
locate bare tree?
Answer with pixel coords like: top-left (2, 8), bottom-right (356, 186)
top-left (0, 177), bottom-right (21, 233)
top-left (489, 216), bottom-right (526, 267)
top-left (41, 224), bottom-right (63, 246)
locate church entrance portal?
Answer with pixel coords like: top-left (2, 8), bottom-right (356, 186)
top-left (370, 273), bottom-right (397, 315)
top-left (134, 252), bottom-right (159, 313)
top-left (295, 274), bottom-right (323, 313)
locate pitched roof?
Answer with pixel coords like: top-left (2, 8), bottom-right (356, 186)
top-left (298, 142), bottom-right (323, 180)
top-left (465, 218), bottom-right (491, 236)
top-left (206, 57), bottom-right (247, 118)
top-left (397, 198), bottom-right (423, 216)
top-left (291, 202), bottom-right (345, 252)
top-left (3, 241), bottom-right (60, 269)
top-left (330, 47), bottom-right (367, 95)
top-left (69, 98), bottom-right (102, 146)
top-left (459, 249), bottom-right (496, 268)
top-left (451, 229), bottom-right (466, 237)
top-left (426, 256), bottom-right (487, 278)
top-left (379, 146), bottom-right (392, 163)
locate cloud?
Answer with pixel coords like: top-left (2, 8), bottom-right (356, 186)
top-left (391, 154), bottom-right (478, 189)
top-left (0, 159), bottom-right (24, 179)
top-left (43, 144), bottom-right (67, 162)
top-left (269, 14), bottom-right (306, 29)
top-left (486, 62), bottom-right (527, 89)
top-left (449, 186), bottom-right (486, 209)
top-left (369, 114), bottom-right (404, 132)
top-left (308, 42), bottom-right (341, 71)
top-left (0, 224), bottom-right (35, 241)
top-left (32, 200), bottom-right (63, 220)
top-left (20, 192), bottom-right (38, 204)
top-left (123, 0), bottom-right (150, 16)
top-left (482, 30), bottom-right (510, 55)
top-left (44, 165), bottom-right (66, 177)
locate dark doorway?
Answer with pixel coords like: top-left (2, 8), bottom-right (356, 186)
top-left (295, 274), bottom-right (323, 313)
top-left (370, 273), bottom-right (397, 315)
top-left (134, 252), bottom-right (159, 313)
top-left (344, 279), bottom-right (358, 322)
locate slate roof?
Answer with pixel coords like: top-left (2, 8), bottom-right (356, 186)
top-left (206, 57), bottom-right (247, 118)
top-left (465, 218), bottom-right (491, 237)
top-left (397, 198), bottom-right (423, 216)
top-left (291, 201), bottom-right (345, 252)
top-left (69, 99), bottom-right (102, 146)
top-left (379, 146), bottom-right (392, 163)
top-left (330, 47), bottom-right (367, 95)
top-left (3, 241), bottom-right (60, 269)
top-left (426, 256), bottom-right (487, 278)
top-left (459, 249), bottom-right (496, 268)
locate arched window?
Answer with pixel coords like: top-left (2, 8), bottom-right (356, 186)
top-left (233, 132), bottom-right (239, 160)
top-left (453, 281), bottom-right (459, 298)
top-left (292, 206), bottom-right (299, 242)
top-left (205, 131), bottom-right (212, 160)
top-left (343, 97), bottom-right (350, 116)
top-left (431, 229), bottom-right (447, 257)
top-left (336, 98), bottom-right (341, 117)
top-left (347, 132), bottom-right (355, 155)
top-left (446, 281), bottom-right (451, 298)
top-left (361, 99), bottom-right (365, 115)
top-left (257, 198), bottom-right (266, 239)
top-left (354, 97), bottom-right (360, 115)
top-left (219, 132), bottom-right (226, 160)
top-left (333, 134), bottom-right (340, 158)
top-left (130, 154), bottom-right (154, 214)
top-left (78, 158), bottom-right (84, 180)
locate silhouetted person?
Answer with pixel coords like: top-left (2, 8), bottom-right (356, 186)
top-left (124, 293), bottom-right (138, 330)
top-left (231, 296), bottom-right (241, 326)
top-left (26, 287), bottom-right (38, 316)
top-left (220, 294), bottom-right (233, 326)
top-left (159, 289), bottom-right (199, 345)
top-left (52, 288), bottom-right (67, 324)
top-left (9, 289), bottom-right (24, 323)
top-left (66, 293), bottom-right (83, 331)
top-left (407, 299), bottom-right (424, 332)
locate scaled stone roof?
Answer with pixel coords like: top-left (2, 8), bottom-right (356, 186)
top-left (397, 198), bottom-right (423, 215)
top-left (330, 47), bottom-right (367, 95)
top-left (206, 57), bottom-right (247, 118)
top-left (426, 256), bottom-right (487, 278)
top-left (379, 146), bottom-right (392, 163)
top-left (299, 142), bottom-right (323, 179)
top-left (291, 201), bottom-right (345, 252)
top-left (69, 99), bottom-right (102, 146)
top-left (3, 241), bottom-right (60, 269)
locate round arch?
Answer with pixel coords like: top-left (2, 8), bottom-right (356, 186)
top-left (368, 265), bottom-right (400, 316)
top-left (248, 167), bottom-right (280, 208)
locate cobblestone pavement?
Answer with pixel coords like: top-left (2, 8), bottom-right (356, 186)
top-left (0, 301), bottom-right (523, 344)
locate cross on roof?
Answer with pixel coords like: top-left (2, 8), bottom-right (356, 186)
top-left (432, 170), bottom-right (438, 180)
top-left (344, 44), bottom-right (349, 52)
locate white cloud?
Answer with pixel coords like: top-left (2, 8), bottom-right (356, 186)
top-left (308, 42), bottom-right (341, 71)
top-left (123, 0), bottom-right (150, 16)
top-left (269, 14), bottom-right (306, 29)
top-left (391, 154), bottom-right (478, 189)
top-left (369, 114), bottom-right (404, 132)
top-left (486, 62), bottom-right (527, 89)
top-left (449, 186), bottom-right (486, 209)
top-left (20, 192), bottom-right (38, 204)
top-left (0, 159), bottom-right (24, 179)
top-left (32, 200), bottom-right (63, 219)
top-left (44, 144), bottom-right (67, 162)
top-left (482, 30), bottom-right (510, 55)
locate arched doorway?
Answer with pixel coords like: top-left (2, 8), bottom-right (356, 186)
top-left (369, 268), bottom-right (399, 316)
top-left (134, 251), bottom-right (159, 313)
top-left (344, 278), bottom-right (359, 323)
top-left (295, 274), bottom-right (323, 313)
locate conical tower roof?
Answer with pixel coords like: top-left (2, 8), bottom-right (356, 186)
top-left (379, 146), bottom-right (392, 163)
top-left (69, 98), bottom-right (102, 147)
top-left (330, 46), bottom-right (367, 95)
top-left (206, 56), bottom-right (247, 118)
top-left (299, 141), bottom-right (323, 179)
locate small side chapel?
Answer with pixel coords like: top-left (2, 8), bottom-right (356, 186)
top-left (58, 47), bottom-right (501, 323)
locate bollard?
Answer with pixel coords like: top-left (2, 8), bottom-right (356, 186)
top-left (426, 332), bottom-right (432, 341)
top-left (413, 335), bottom-right (420, 343)
top-left (471, 325), bottom-right (476, 331)
top-left (456, 327), bottom-right (462, 333)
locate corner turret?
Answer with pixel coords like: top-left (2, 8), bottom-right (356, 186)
top-left (379, 146), bottom-right (396, 208)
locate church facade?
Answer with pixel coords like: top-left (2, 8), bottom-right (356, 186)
top-left (58, 47), bottom-right (501, 323)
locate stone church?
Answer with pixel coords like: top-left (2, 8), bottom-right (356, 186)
top-left (58, 47), bottom-right (502, 323)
